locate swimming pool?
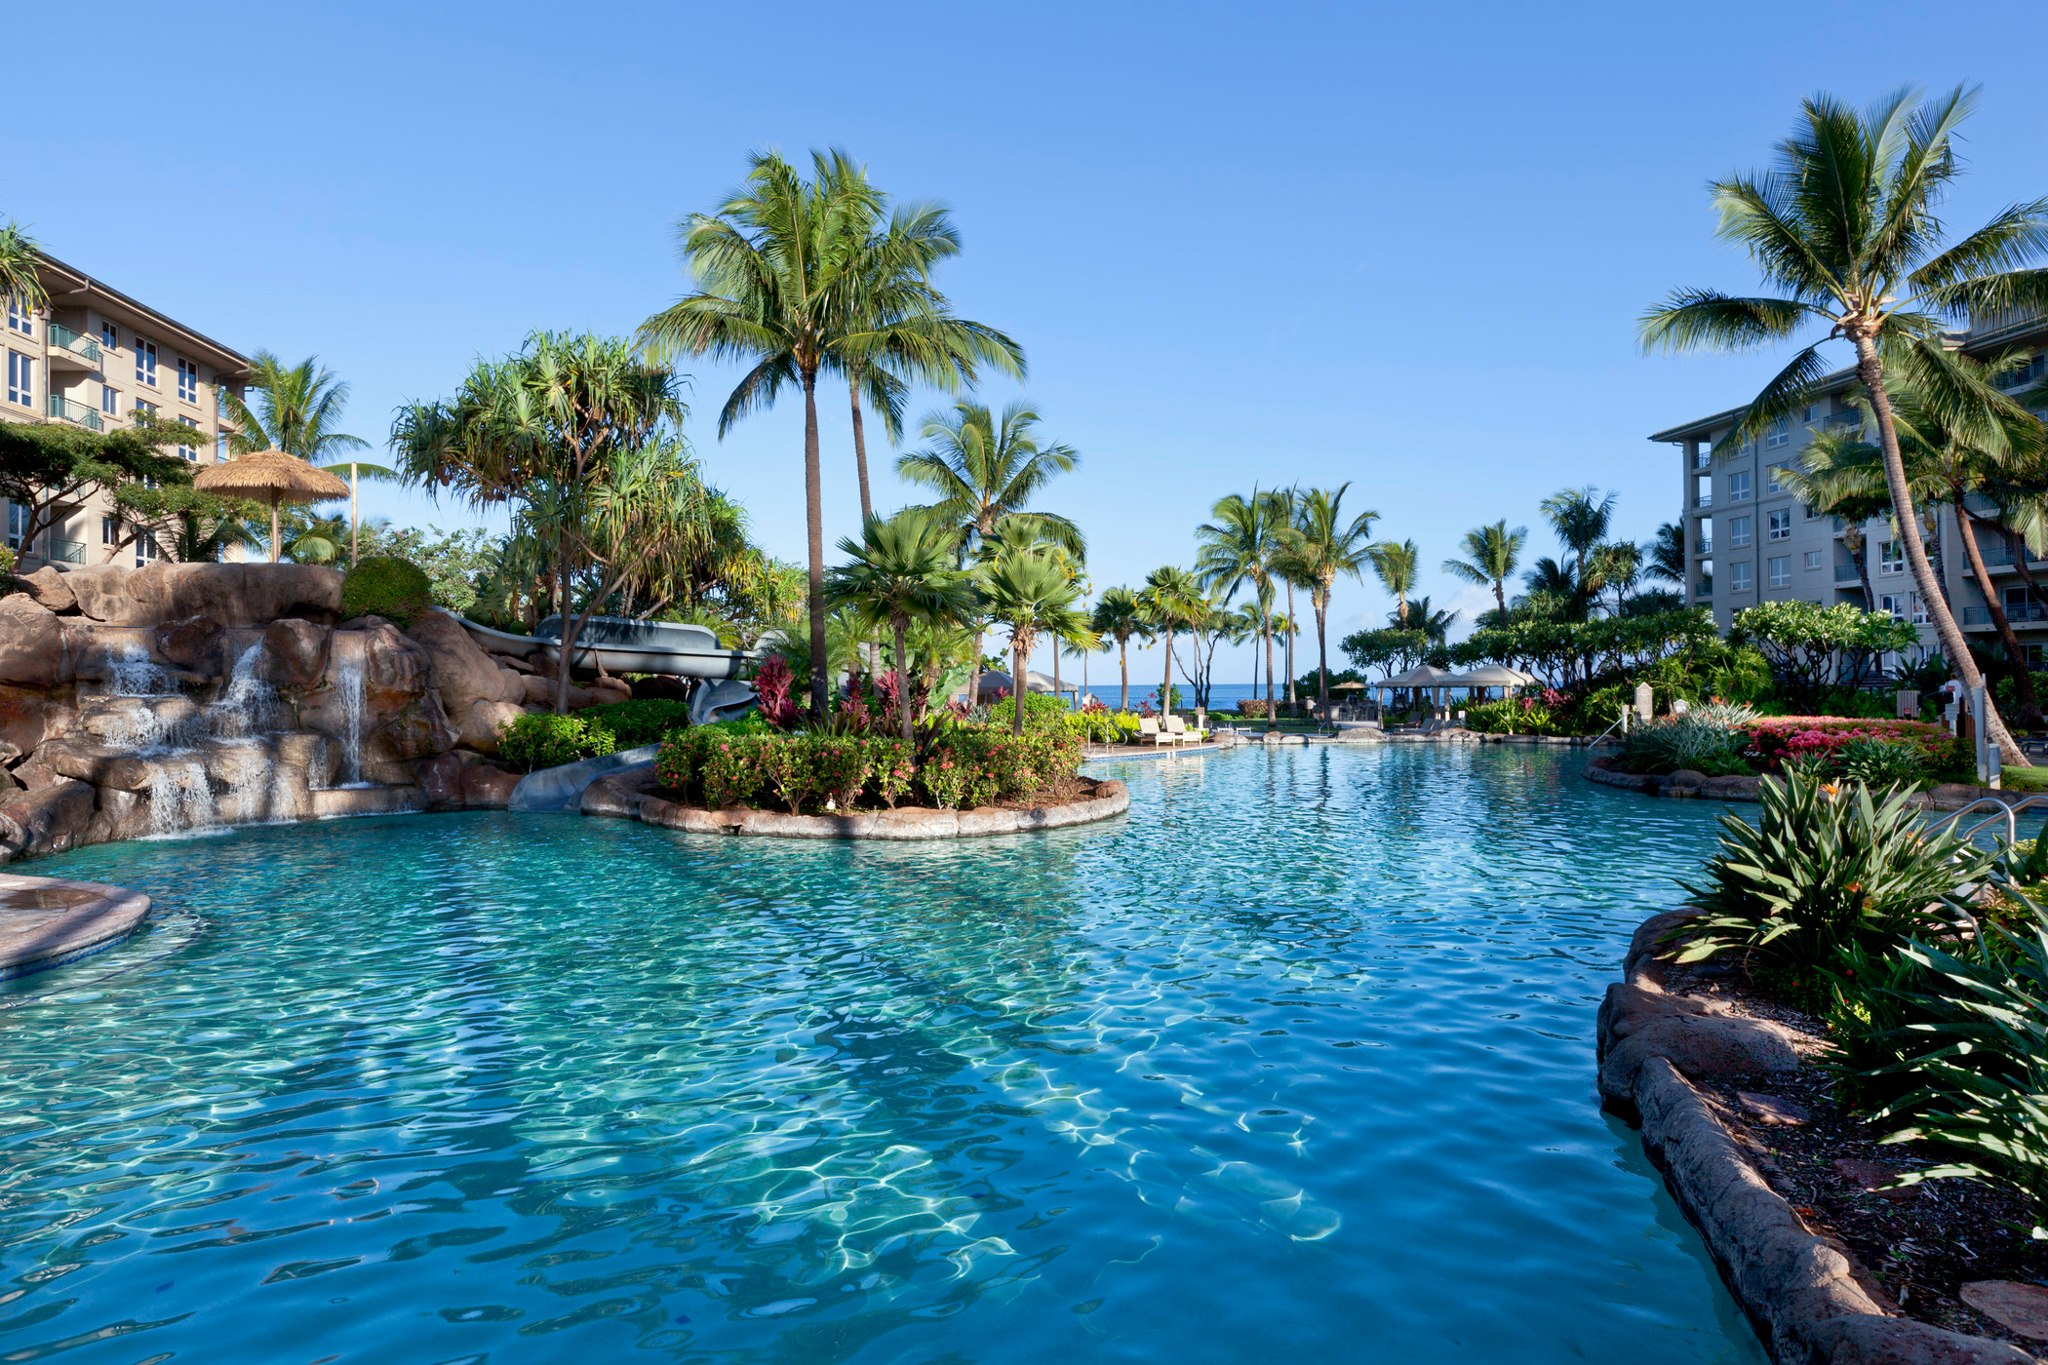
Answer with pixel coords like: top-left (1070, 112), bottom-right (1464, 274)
top-left (1, 745), bottom-right (1764, 1362)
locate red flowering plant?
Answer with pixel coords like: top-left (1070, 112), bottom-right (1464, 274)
top-left (1742, 716), bottom-right (1963, 776)
top-left (753, 655), bottom-right (800, 728)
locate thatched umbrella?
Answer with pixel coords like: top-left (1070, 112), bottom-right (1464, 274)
top-left (194, 450), bottom-right (349, 563)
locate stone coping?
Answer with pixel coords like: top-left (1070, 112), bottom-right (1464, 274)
top-left (581, 763), bottom-right (1129, 840)
top-left (1585, 753), bottom-right (2023, 813)
top-left (1083, 740), bottom-right (1228, 760)
top-left (0, 872), bottom-right (151, 979)
top-left (1597, 910), bottom-right (2034, 1364)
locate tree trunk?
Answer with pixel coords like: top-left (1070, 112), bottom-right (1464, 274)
top-left (1012, 634), bottom-right (1028, 736)
top-left (1961, 507), bottom-right (2042, 725)
top-left (1284, 583), bottom-right (1298, 707)
top-left (349, 463), bottom-right (360, 567)
top-left (847, 372), bottom-right (874, 524)
top-left (893, 615), bottom-right (913, 743)
top-left (1263, 619), bottom-right (1277, 731)
top-left (1162, 628), bottom-right (1174, 718)
top-left (551, 524), bottom-right (573, 713)
top-left (1845, 526), bottom-right (1875, 611)
top-left (1315, 592), bottom-right (1331, 715)
top-left (1493, 580), bottom-right (1506, 617)
top-left (1052, 631), bottom-right (1061, 709)
top-left (801, 369), bottom-right (829, 722)
top-left (1852, 334), bottom-right (2029, 766)
top-left (968, 628), bottom-right (984, 717)
top-left (1118, 639), bottom-right (1129, 710)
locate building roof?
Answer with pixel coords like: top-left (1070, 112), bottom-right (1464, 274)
top-left (33, 253), bottom-right (253, 383)
top-left (1647, 312), bottom-right (2048, 445)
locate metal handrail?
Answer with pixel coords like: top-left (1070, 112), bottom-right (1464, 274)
top-left (1945, 794), bottom-right (2048, 845)
top-left (1588, 706), bottom-right (1631, 746)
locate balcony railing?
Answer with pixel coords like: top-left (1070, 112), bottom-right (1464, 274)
top-left (1694, 493), bottom-right (1713, 509)
top-left (1695, 539), bottom-right (1713, 555)
top-left (1964, 602), bottom-right (2048, 625)
top-left (45, 539), bottom-right (85, 565)
top-left (46, 395), bottom-right (103, 430)
top-left (45, 323), bottom-right (102, 366)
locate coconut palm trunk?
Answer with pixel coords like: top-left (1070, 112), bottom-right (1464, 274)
top-left (1051, 632), bottom-right (1061, 708)
top-left (801, 371), bottom-right (830, 720)
top-left (1312, 586), bottom-right (1332, 714)
top-left (1284, 583), bottom-right (1297, 708)
top-left (1161, 628), bottom-right (1174, 718)
top-left (1853, 338), bottom-right (2023, 762)
top-left (1118, 637), bottom-right (1130, 710)
top-left (848, 373), bottom-right (875, 523)
top-left (967, 627), bottom-right (985, 716)
top-left (1263, 620), bottom-right (1277, 728)
top-left (1011, 633), bottom-right (1031, 736)
top-left (1957, 508), bottom-right (2042, 723)
top-left (892, 615), bottom-right (914, 742)
top-left (1843, 525), bottom-right (1874, 610)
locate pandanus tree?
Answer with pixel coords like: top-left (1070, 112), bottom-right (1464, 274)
top-left (1442, 520), bottom-right (1527, 618)
top-left (1197, 489), bottom-right (1282, 724)
top-left (1139, 565), bottom-right (1204, 718)
top-left (391, 331), bottom-right (688, 712)
top-left (980, 547), bottom-right (1084, 735)
top-left (1642, 85), bottom-right (2048, 766)
top-left (826, 507), bottom-right (976, 741)
top-left (899, 400), bottom-right (1082, 709)
top-left (222, 352), bottom-right (389, 565)
top-left (1274, 485), bottom-right (1378, 716)
top-left (1090, 586), bottom-right (1150, 710)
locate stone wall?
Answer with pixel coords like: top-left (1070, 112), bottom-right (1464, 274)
top-left (0, 564), bottom-right (625, 862)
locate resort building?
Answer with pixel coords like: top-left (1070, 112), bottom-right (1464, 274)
top-left (2, 253), bottom-right (252, 569)
top-left (1650, 309), bottom-right (2048, 665)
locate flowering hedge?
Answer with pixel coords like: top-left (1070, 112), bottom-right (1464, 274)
top-left (1742, 717), bottom-right (1964, 776)
top-left (653, 722), bottom-right (1082, 814)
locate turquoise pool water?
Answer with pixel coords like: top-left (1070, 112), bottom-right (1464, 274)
top-left (2, 745), bottom-right (1765, 1363)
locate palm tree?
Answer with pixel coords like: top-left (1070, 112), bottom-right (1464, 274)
top-left (1642, 85), bottom-right (2048, 766)
top-left (0, 221), bottom-right (45, 315)
top-left (979, 548), bottom-right (1084, 735)
top-left (1540, 486), bottom-right (1617, 587)
top-left (1270, 487), bottom-right (1306, 706)
top-left (1090, 586), bottom-right (1149, 710)
top-left (1370, 538), bottom-right (1420, 626)
top-left (1441, 520), bottom-right (1526, 617)
top-left (813, 153), bottom-right (1026, 522)
top-left (1196, 489), bottom-right (1281, 723)
top-left (1398, 595), bottom-right (1459, 645)
top-left (1645, 522), bottom-right (1687, 588)
top-left (1274, 485), bottom-right (1378, 715)
top-left (826, 507), bottom-right (976, 741)
top-left (221, 352), bottom-right (387, 565)
top-left (637, 150), bottom-right (866, 719)
top-left (1139, 565), bottom-right (1203, 718)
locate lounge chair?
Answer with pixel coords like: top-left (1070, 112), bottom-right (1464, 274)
top-left (1164, 715), bottom-right (1194, 745)
top-left (1137, 717), bottom-right (1170, 746)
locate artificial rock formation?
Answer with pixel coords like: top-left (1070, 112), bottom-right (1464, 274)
top-left (0, 566), bottom-right (555, 863)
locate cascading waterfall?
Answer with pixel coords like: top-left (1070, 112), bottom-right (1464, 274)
top-left (101, 641), bottom-right (172, 698)
top-left (147, 756), bottom-right (218, 835)
top-left (337, 648), bottom-right (367, 786)
top-left (209, 643), bottom-right (277, 739)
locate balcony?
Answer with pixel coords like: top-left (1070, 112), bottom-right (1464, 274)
top-left (1963, 602), bottom-right (2048, 627)
top-left (1694, 493), bottom-right (1713, 509)
top-left (46, 395), bottom-right (103, 430)
top-left (44, 323), bottom-right (102, 371)
top-left (1695, 539), bottom-right (1714, 556)
top-left (44, 539), bottom-right (84, 566)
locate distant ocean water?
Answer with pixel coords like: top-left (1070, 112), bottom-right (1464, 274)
top-left (1061, 681), bottom-right (1291, 710)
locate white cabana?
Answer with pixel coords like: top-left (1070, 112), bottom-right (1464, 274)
top-left (1442, 664), bottom-right (1540, 700)
top-left (1377, 664), bottom-right (1458, 720)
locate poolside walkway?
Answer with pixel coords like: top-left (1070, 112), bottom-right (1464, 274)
top-left (0, 873), bottom-right (151, 979)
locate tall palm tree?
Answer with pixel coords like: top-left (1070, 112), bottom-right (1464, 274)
top-left (638, 150), bottom-right (867, 719)
top-left (0, 221), bottom-right (46, 314)
top-left (1140, 565), bottom-right (1203, 718)
top-left (813, 153), bottom-right (1026, 522)
top-left (826, 507), bottom-right (976, 741)
top-left (1441, 520), bottom-right (1526, 617)
top-left (1090, 586), bottom-right (1149, 710)
top-left (1645, 522), bottom-right (1687, 588)
top-left (1540, 486), bottom-right (1617, 587)
top-left (1196, 489), bottom-right (1281, 723)
top-left (1397, 595), bottom-right (1459, 645)
top-left (980, 547), bottom-right (1084, 735)
top-left (1370, 538), bottom-right (1420, 626)
top-left (1270, 487), bottom-right (1306, 705)
top-left (222, 352), bottom-right (386, 565)
top-left (1642, 85), bottom-right (2048, 766)
top-left (898, 400), bottom-right (1083, 557)
top-left (1275, 485), bottom-right (1379, 715)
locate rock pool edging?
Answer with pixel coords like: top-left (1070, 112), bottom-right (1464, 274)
top-left (1597, 910), bottom-right (2037, 1364)
top-left (581, 764), bottom-right (1130, 839)
top-left (0, 872), bottom-right (151, 979)
top-left (1584, 754), bottom-right (2020, 813)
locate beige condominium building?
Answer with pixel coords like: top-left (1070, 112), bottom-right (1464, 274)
top-left (1650, 309), bottom-right (2048, 668)
top-left (3, 252), bottom-right (252, 569)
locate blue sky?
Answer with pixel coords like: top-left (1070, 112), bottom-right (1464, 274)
top-left (10, 1), bottom-right (2048, 685)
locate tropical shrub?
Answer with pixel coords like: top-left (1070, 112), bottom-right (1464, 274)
top-left (339, 555), bottom-right (434, 627)
top-left (1839, 737), bottom-right (1932, 788)
top-left (0, 544), bottom-right (15, 582)
top-left (1678, 769), bottom-right (1989, 1008)
top-left (1744, 717), bottom-right (1963, 776)
top-left (1878, 896), bottom-right (2048, 1235)
top-left (1070, 705), bottom-right (1142, 744)
top-left (986, 692), bottom-right (1070, 733)
top-left (498, 712), bottom-right (619, 772)
top-left (1732, 600), bottom-right (1919, 702)
top-left (1238, 698), bottom-right (1273, 719)
top-left (868, 739), bottom-right (914, 808)
top-left (1616, 714), bottom-right (1749, 776)
top-left (571, 698), bottom-right (694, 748)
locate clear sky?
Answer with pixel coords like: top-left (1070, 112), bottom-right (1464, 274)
top-left (9, 1), bottom-right (2048, 686)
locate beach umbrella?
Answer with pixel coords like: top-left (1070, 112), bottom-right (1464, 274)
top-left (1332, 680), bottom-right (1367, 691)
top-left (194, 450), bottom-right (349, 564)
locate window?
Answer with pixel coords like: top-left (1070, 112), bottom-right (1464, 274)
top-left (1881, 593), bottom-right (1908, 620)
top-left (1767, 555), bottom-right (1791, 588)
top-left (5, 298), bottom-right (31, 337)
top-left (101, 516), bottom-right (119, 546)
top-left (5, 504), bottom-right (25, 548)
top-left (1764, 416), bottom-right (1791, 449)
top-left (1728, 470), bottom-right (1752, 502)
top-left (1803, 501), bottom-right (1820, 520)
top-left (135, 337), bottom-right (157, 387)
top-left (1766, 462), bottom-right (1789, 491)
top-left (100, 321), bottom-right (117, 350)
top-left (134, 534), bottom-right (160, 568)
top-left (1727, 515), bottom-right (1752, 548)
top-left (101, 384), bottom-right (119, 416)
top-left (5, 351), bottom-right (30, 407)
top-left (1802, 402), bottom-right (1820, 422)
top-left (1911, 594), bottom-right (1929, 625)
top-left (1693, 443), bottom-right (1712, 470)
top-left (1998, 354), bottom-right (2047, 390)
top-left (1804, 550), bottom-right (1823, 571)
top-left (1730, 562), bottom-right (1753, 593)
top-left (176, 416), bottom-right (198, 460)
top-left (215, 430), bottom-right (227, 462)
top-left (176, 357), bottom-right (198, 403)
top-left (1767, 509), bottom-right (1792, 541)
top-left (1878, 540), bottom-right (1905, 575)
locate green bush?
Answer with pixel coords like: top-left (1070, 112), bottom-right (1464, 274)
top-left (339, 555), bottom-right (434, 627)
top-left (986, 692), bottom-right (1072, 733)
top-left (1677, 769), bottom-right (1990, 1009)
top-left (498, 712), bottom-right (619, 772)
top-left (1617, 714), bottom-right (1749, 776)
top-left (1839, 737), bottom-right (1932, 788)
top-left (572, 698), bottom-right (694, 749)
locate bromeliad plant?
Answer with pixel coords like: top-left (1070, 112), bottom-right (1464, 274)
top-left (1678, 768), bottom-right (1988, 1006)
